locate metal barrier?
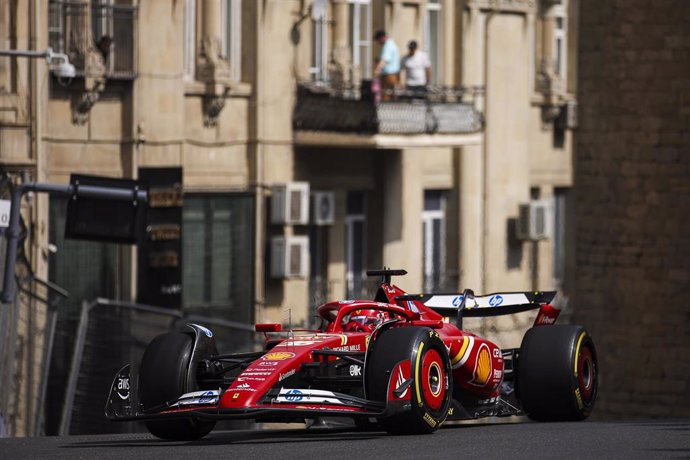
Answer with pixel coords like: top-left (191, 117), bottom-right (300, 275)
top-left (58, 298), bottom-right (256, 436)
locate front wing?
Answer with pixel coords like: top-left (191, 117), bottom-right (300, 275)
top-left (105, 364), bottom-right (396, 423)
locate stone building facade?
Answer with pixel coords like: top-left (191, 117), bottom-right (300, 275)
top-left (0, 0), bottom-right (576, 435)
top-left (575, 0), bottom-right (690, 418)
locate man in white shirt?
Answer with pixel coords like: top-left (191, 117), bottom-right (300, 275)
top-left (401, 40), bottom-right (431, 95)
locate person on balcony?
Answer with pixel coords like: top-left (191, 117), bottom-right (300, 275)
top-left (373, 30), bottom-right (400, 101)
top-left (401, 40), bottom-right (431, 97)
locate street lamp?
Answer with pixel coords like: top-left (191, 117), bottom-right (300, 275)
top-left (0, 47), bottom-right (76, 78)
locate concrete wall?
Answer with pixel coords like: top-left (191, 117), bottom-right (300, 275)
top-left (575, 0), bottom-right (690, 418)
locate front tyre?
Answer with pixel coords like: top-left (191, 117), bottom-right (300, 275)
top-left (139, 332), bottom-right (216, 440)
top-left (365, 327), bottom-right (452, 434)
top-left (517, 325), bottom-right (598, 421)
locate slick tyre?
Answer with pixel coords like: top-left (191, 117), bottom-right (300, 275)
top-left (517, 325), bottom-right (598, 421)
top-left (365, 327), bottom-right (452, 434)
top-left (139, 332), bottom-right (215, 440)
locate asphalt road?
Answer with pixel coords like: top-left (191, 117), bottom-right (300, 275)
top-left (1, 419), bottom-right (688, 460)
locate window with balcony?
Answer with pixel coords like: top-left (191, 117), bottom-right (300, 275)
top-left (48, 0), bottom-right (137, 79)
top-left (422, 190), bottom-right (446, 292)
top-left (424, 0), bottom-right (443, 85)
top-left (349, 0), bottom-right (372, 80)
top-left (345, 191), bottom-right (367, 298)
top-left (221, 0), bottom-right (242, 81)
top-left (183, 0), bottom-right (196, 80)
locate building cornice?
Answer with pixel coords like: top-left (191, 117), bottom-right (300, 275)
top-left (466, 0), bottom-right (537, 14)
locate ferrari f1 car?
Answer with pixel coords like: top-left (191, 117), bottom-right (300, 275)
top-left (106, 269), bottom-right (598, 440)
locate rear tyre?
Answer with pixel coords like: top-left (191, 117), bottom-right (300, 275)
top-left (517, 325), bottom-right (598, 421)
top-left (365, 327), bottom-right (452, 434)
top-left (139, 332), bottom-right (216, 440)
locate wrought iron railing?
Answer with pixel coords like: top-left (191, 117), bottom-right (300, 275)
top-left (294, 81), bottom-right (485, 135)
top-left (48, 1), bottom-right (137, 79)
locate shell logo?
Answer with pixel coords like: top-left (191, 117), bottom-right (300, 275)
top-left (262, 352), bottom-right (295, 361)
top-left (470, 344), bottom-right (492, 386)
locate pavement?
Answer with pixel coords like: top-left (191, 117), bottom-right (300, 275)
top-left (0, 418), bottom-right (688, 459)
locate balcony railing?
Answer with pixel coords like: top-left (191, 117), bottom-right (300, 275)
top-left (294, 82), bottom-right (484, 135)
top-left (48, 1), bottom-right (137, 79)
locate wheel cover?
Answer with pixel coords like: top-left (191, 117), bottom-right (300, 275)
top-left (577, 345), bottom-right (596, 402)
top-left (420, 348), bottom-right (445, 411)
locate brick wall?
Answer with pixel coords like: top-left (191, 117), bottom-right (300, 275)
top-left (574, 0), bottom-right (690, 418)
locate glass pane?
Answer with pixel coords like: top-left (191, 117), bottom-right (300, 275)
top-left (424, 190), bottom-right (443, 211)
top-left (429, 10), bottom-right (440, 84)
top-left (347, 191), bottom-right (365, 215)
top-left (183, 195), bottom-right (254, 323)
top-left (555, 37), bottom-right (563, 75)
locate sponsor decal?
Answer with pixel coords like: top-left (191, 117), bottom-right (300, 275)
top-left (339, 300), bottom-right (355, 304)
top-left (284, 389), bottom-right (303, 402)
top-left (175, 390), bottom-right (219, 406)
top-left (395, 366), bottom-right (409, 398)
top-left (493, 369), bottom-right (502, 380)
top-left (452, 295), bottom-right (464, 307)
top-left (234, 383), bottom-right (256, 392)
top-left (493, 348), bottom-right (502, 358)
top-left (537, 315), bottom-right (556, 325)
top-left (242, 371), bottom-right (272, 376)
top-left (232, 393), bottom-right (240, 399)
top-left (349, 365), bottom-right (362, 377)
top-left (277, 388), bottom-right (343, 405)
top-left (259, 361), bottom-right (279, 367)
top-left (116, 377), bottom-right (130, 400)
top-left (423, 412), bottom-right (437, 428)
top-left (407, 300), bottom-right (419, 313)
top-left (263, 352), bottom-right (295, 361)
top-left (470, 343), bottom-right (492, 386)
top-left (276, 340), bottom-right (318, 347)
top-left (478, 396), bottom-right (498, 404)
top-left (198, 391), bottom-right (216, 403)
top-left (575, 388), bottom-right (584, 410)
top-left (488, 295), bottom-right (504, 307)
top-left (447, 407), bottom-right (455, 416)
top-left (237, 377), bottom-right (266, 382)
top-left (279, 369), bottom-right (296, 381)
top-left (334, 344), bottom-right (361, 352)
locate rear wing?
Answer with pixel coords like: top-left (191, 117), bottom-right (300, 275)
top-left (396, 290), bottom-right (556, 327)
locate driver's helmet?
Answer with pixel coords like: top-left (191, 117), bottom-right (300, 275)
top-left (343, 309), bottom-right (388, 332)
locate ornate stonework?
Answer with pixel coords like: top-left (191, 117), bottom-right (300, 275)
top-left (466, 0), bottom-right (537, 13)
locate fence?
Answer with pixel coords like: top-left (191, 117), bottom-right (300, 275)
top-left (56, 298), bottom-right (256, 436)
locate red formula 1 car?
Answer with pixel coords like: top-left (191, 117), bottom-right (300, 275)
top-left (106, 269), bottom-right (598, 440)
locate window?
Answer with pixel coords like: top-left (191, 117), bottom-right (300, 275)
top-left (349, 0), bottom-right (372, 79)
top-left (422, 190), bottom-right (446, 292)
top-left (311, 0), bottom-right (328, 81)
top-left (553, 188), bottom-right (569, 284)
top-left (183, 194), bottom-right (254, 323)
top-left (424, 0), bottom-right (442, 85)
top-left (345, 191), bottom-right (366, 298)
top-left (221, 0), bottom-right (242, 81)
top-left (553, 7), bottom-right (566, 80)
top-left (183, 0), bottom-right (196, 80)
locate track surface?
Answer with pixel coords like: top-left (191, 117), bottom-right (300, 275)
top-left (1, 419), bottom-right (688, 459)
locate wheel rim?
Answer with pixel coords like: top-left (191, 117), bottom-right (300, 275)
top-left (421, 348), bottom-right (445, 411)
top-left (577, 345), bottom-right (596, 402)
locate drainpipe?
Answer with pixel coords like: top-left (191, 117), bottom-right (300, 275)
top-left (481, 9), bottom-right (495, 294)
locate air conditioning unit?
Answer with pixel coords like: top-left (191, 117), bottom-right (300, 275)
top-left (271, 182), bottom-right (310, 225)
top-left (516, 201), bottom-right (551, 241)
top-left (270, 236), bottom-right (309, 278)
top-left (311, 191), bottom-right (335, 225)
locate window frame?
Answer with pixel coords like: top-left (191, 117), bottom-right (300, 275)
top-left (183, 0), bottom-right (197, 81)
top-left (221, 0), bottom-right (242, 82)
top-left (345, 192), bottom-right (367, 299)
top-left (422, 190), bottom-right (447, 293)
top-left (349, 0), bottom-right (372, 80)
top-left (424, 0), bottom-right (443, 86)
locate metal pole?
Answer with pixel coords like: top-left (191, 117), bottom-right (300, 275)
top-left (58, 299), bottom-right (92, 436)
top-left (0, 49), bottom-right (49, 59)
